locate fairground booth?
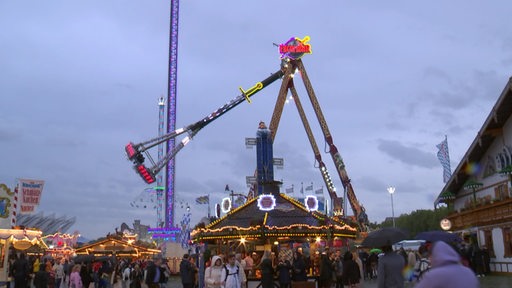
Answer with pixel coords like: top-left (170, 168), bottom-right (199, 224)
top-left (191, 183), bottom-right (357, 286)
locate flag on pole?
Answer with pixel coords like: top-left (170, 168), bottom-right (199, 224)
top-left (195, 195), bottom-right (209, 204)
top-left (300, 183), bottom-right (304, 194)
top-left (315, 187), bottom-right (323, 195)
top-left (285, 186), bottom-right (294, 194)
top-left (436, 136), bottom-right (452, 183)
top-left (305, 183), bottom-right (313, 191)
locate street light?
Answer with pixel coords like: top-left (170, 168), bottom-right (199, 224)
top-left (387, 186), bottom-right (396, 227)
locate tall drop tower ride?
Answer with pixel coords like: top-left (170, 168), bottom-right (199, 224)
top-left (165, 0), bottom-right (179, 230)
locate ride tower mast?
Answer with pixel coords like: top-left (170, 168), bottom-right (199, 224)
top-left (166, 0), bottom-right (179, 232)
top-left (156, 97), bottom-right (165, 228)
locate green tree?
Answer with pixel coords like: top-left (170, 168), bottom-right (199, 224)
top-left (375, 207), bottom-right (450, 238)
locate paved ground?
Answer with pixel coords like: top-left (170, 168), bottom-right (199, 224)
top-left (168, 274), bottom-right (512, 287)
top-left (362, 274), bottom-right (511, 288)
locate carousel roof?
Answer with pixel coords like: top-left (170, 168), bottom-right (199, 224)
top-left (191, 193), bottom-right (357, 241)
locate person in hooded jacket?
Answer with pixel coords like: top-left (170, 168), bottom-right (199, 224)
top-left (342, 251), bottom-right (361, 288)
top-left (204, 256), bottom-right (223, 288)
top-left (416, 241), bottom-right (478, 288)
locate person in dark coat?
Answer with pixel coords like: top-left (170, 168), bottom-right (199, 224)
top-left (481, 245), bottom-right (491, 276)
top-left (342, 251), bottom-right (361, 288)
top-left (80, 263), bottom-right (92, 288)
top-left (12, 252), bottom-right (30, 288)
top-left (318, 253), bottom-right (334, 288)
top-left (146, 258), bottom-right (162, 288)
top-left (258, 251), bottom-right (274, 288)
top-left (291, 251), bottom-right (308, 282)
top-left (179, 254), bottom-right (196, 288)
top-left (34, 263), bottom-right (49, 288)
top-left (276, 254), bottom-right (292, 288)
top-left (130, 264), bottom-right (143, 288)
top-left (377, 245), bottom-right (404, 288)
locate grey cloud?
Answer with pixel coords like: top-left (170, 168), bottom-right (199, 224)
top-left (377, 139), bottom-right (438, 168)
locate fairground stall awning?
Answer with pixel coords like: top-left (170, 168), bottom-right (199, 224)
top-left (74, 235), bottom-right (160, 258)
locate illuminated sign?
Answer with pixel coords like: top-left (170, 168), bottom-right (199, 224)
top-left (221, 197), bottom-right (231, 213)
top-left (304, 195), bottom-right (319, 211)
top-left (257, 194), bottom-right (276, 211)
top-left (440, 218), bottom-right (452, 230)
top-left (279, 36), bottom-right (312, 60)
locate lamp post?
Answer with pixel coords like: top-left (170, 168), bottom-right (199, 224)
top-left (387, 186), bottom-right (396, 227)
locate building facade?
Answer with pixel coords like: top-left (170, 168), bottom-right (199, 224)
top-left (435, 78), bottom-right (512, 274)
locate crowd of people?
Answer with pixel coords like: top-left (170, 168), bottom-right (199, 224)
top-left (180, 248), bottom-right (365, 288)
top-left (6, 252), bottom-right (172, 288)
top-left (177, 237), bottom-right (490, 288)
top-left (368, 240), bottom-right (485, 288)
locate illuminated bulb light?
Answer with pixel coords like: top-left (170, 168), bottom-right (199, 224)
top-left (221, 197), bottom-right (232, 213)
top-left (304, 195), bottom-right (319, 211)
top-left (257, 194), bottom-right (276, 211)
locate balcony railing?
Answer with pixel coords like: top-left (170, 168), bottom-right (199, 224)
top-left (447, 197), bottom-right (512, 230)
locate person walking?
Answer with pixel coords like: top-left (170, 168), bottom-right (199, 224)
top-left (53, 259), bottom-right (65, 288)
top-left (204, 256), bottom-right (223, 288)
top-left (179, 254), bottom-right (196, 288)
top-left (258, 251), bottom-right (275, 288)
top-left (146, 257), bottom-right (162, 288)
top-left (412, 244), bottom-right (430, 282)
top-left (221, 253), bottom-right (244, 288)
top-left (34, 263), bottom-right (49, 288)
top-left (79, 264), bottom-right (92, 288)
top-left (69, 264), bottom-right (83, 288)
top-left (341, 251), bottom-right (361, 288)
top-left (318, 253), bottom-right (333, 288)
top-left (416, 241), bottom-right (478, 288)
top-left (130, 264), bottom-right (143, 288)
top-left (276, 253), bottom-right (292, 288)
top-left (121, 264), bottom-right (132, 288)
top-left (243, 252), bottom-right (254, 277)
top-left (291, 251), bottom-right (308, 283)
top-left (352, 252), bottom-right (364, 283)
top-left (12, 252), bottom-right (30, 288)
top-left (377, 245), bottom-right (404, 288)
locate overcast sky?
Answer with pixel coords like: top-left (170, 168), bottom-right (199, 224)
top-left (1, 1), bottom-right (512, 239)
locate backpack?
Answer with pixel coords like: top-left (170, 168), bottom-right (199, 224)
top-left (413, 259), bottom-right (430, 281)
top-left (223, 265), bottom-right (240, 282)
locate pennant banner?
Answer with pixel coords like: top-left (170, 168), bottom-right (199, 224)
top-left (195, 195), bottom-right (209, 204)
top-left (436, 137), bottom-right (452, 183)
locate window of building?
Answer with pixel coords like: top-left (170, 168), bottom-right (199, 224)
top-left (503, 227), bottom-right (512, 258)
top-left (494, 183), bottom-right (509, 201)
top-left (483, 229), bottom-right (495, 257)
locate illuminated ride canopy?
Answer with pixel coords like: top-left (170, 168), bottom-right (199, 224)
top-left (190, 192), bottom-right (357, 243)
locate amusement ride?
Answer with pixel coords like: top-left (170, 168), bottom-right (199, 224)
top-left (125, 33), bottom-right (370, 235)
